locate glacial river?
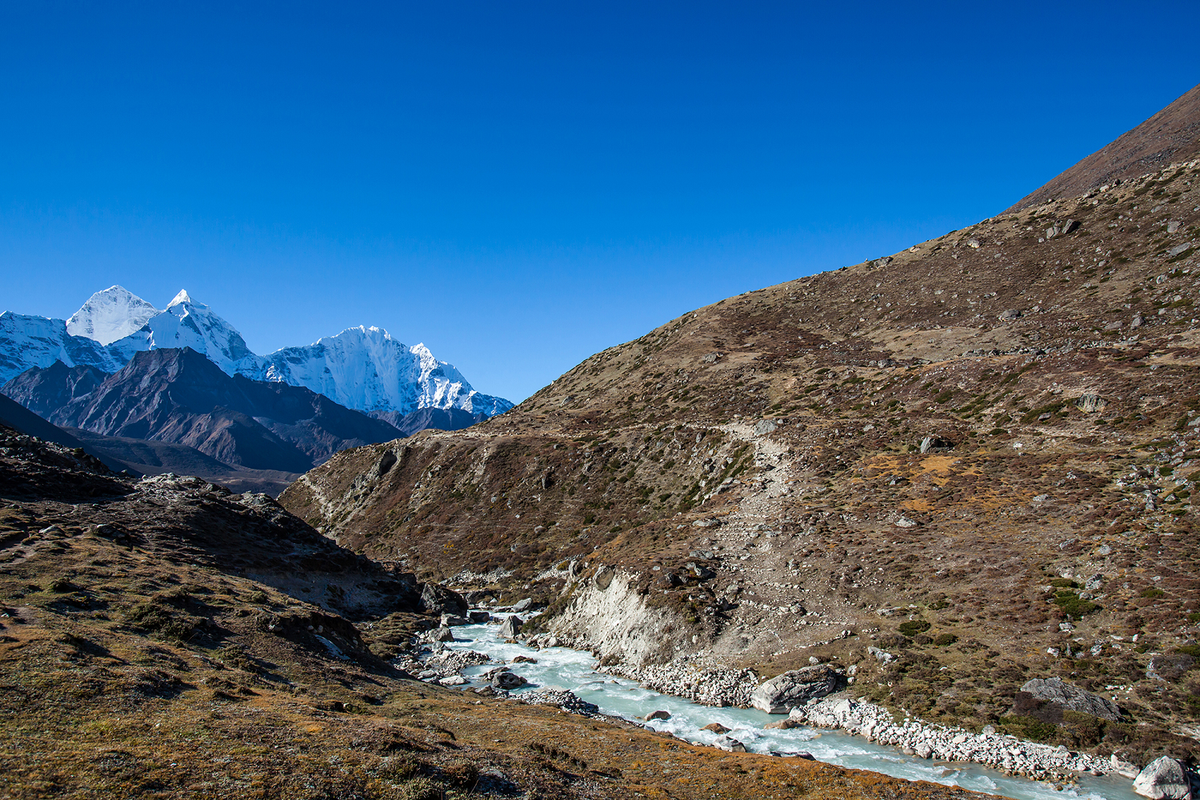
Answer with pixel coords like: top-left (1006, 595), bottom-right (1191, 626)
top-left (442, 620), bottom-right (1141, 800)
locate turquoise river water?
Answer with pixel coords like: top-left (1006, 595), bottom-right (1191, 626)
top-left (441, 620), bottom-right (1141, 800)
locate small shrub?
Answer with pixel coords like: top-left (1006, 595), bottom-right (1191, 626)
top-left (1139, 587), bottom-right (1166, 599)
top-left (933, 633), bottom-right (959, 647)
top-left (1053, 591), bottom-right (1100, 619)
top-left (898, 620), bottom-right (932, 637)
top-left (1002, 715), bottom-right (1057, 742)
top-left (1048, 578), bottom-right (1080, 589)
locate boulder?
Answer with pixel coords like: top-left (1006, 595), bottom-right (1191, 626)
top-left (512, 597), bottom-right (535, 613)
top-left (919, 435), bottom-right (954, 453)
top-left (498, 615), bottom-right (523, 639)
top-left (594, 566), bottom-right (614, 590)
top-left (702, 722), bottom-right (731, 734)
top-left (645, 710), bottom-right (671, 721)
top-left (430, 626), bottom-right (454, 643)
top-left (762, 719), bottom-right (797, 731)
top-left (1148, 653), bottom-right (1196, 683)
top-left (492, 670), bottom-right (527, 690)
top-left (712, 735), bottom-right (746, 753)
top-left (468, 610), bottom-right (491, 624)
top-left (440, 613), bottom-right (468, 627)
top-left (1075, 394), bottom-right (1107, 413)
top-left (750, 665), bottom-right (840, 714)
top-left (1134, 756), bottom-right (1193, 799)
top-left (419, 583), bottom-right (468, 617)
top-left (1019, 677), bottom-right (1121, 722)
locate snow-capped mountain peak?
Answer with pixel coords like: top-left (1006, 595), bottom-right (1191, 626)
top-left (106, 290), bottom-right (266, 377)
top-left (3, 288), bottom-right (513, 419)
top-left (258, 325), bottom-right (512, 417)
top-left (168, 289), bottom-right (194, 307)
top-left (66, 285), bottom-right (161, 346)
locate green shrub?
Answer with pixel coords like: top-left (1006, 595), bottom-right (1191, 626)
top-left (1140, 587), bottom-right (1166, 599)
top-left (1053, 591), bottom-right (1100, 618)
top-left (1002, 715), bottom-right (1057, 742)
top-left (933, 633), bottom-right (958, 647)
top-left (1048, 578), bottom-right (1080, 589)
top-left (898, 620), bottom-right (932, 637)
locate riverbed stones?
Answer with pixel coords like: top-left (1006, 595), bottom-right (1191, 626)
top-left (750, 665), bottom-right (839, 714)
top-left (790, 696), bottom-right (1110, 778)
top-left (1019, 677), bottom-right (1121, 722)
top-left (520, 690), bottom-right (599, 716)
top-left (1133, 756), bottom-right (1193, 799)
top-left (762, 719), bottom-right (797, 730)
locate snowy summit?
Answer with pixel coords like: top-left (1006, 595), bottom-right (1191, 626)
top-left (66, 286), bottom-right (161, 346)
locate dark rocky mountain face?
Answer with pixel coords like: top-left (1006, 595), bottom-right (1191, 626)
top-left (1, 361), bottom-right (108, 420)
top-left (4, 347), bottom-right (405, 475)
top-left (282, 125), bottom-right (1200, 760)
top-left (371, 406), bottom-right (490, 437)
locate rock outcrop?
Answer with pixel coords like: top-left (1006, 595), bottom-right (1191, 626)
top-left (750, 665), bottom-right (840, 714)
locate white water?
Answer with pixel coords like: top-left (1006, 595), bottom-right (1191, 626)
top-left (441, 620), bottom-right (1140, 800)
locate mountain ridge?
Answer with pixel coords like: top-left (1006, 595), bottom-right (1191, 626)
top-left (1, 286), bottom-right (513, 418)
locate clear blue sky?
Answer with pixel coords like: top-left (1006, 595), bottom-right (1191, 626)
top-left (2, 2), bottom-right (1197, 403)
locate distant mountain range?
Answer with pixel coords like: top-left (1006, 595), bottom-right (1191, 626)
top-left (0, 286), bottom-right (513, 493)
top-left (1, 286), bottom-right (513, 417)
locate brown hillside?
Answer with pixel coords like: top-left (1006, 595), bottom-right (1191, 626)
top-left (0, 425), bottom-right (988, 800)
top-left (1009, 83), bottom-right (1200, 211)
top-left (284, 150), bottom-right (1200, 766)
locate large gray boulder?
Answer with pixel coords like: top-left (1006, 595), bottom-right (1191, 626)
top-left (1134, 756), bottom-right (1193, 799)
top-left (750, 665), bottom-right (839, 714)
top-left (497, 615), bottom-right (523, 639)
top-left (1020, 677), bottom-right (1121, 722)
top-left (419, 583), bottom-right (468, 617)
top-left (492, 670), bottom-right (527, 690)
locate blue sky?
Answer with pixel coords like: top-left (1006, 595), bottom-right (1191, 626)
top-left (2, 2), bottom-right (1197, 403)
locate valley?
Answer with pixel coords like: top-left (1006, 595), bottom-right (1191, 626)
top-left (2, 83), bottom-right (1199, 800)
